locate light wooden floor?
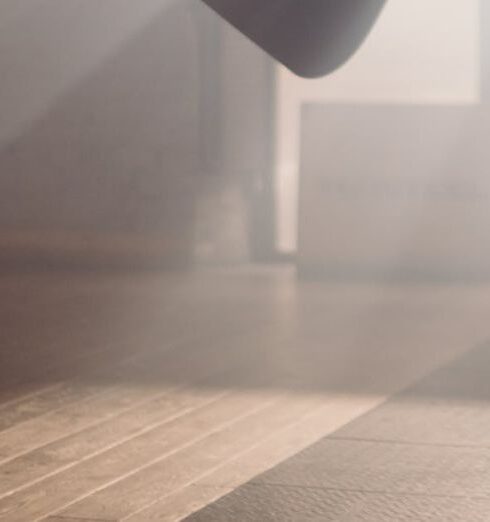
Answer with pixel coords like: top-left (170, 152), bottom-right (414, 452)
top-left (0, 267), bottom-right (489, 521)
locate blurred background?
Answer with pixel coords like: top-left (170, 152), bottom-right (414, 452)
top-left (0, 0), bottom-right (487, 277)
top-left (2, 2), bottom-right (490, 520)
top-left (0, 0), bottom-right (275, 271)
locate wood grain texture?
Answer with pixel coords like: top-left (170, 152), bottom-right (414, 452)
top-left (0, 268), bottom-right (489, 520)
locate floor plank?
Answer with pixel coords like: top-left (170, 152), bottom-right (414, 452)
top-left (184, 343), bottom-right (490, 521)
top-left (49, 393), bottom-right (326, 520)
top-left (123, 395), bottom-right (384, 522)
top-left (0, 390), bottom-right (279, 520)
top-left (1, 268), bottom-right (490, 520)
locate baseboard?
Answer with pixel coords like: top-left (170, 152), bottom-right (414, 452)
top-left (0, 229), bottom-right (192, 271)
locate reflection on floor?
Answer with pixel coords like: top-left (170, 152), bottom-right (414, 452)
top-left (0, 267), bottom-right (489, 521)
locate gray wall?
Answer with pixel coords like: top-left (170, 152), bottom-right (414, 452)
top-left (297, 0), bottom-right (490, 280)
top-left (298, 104), bottom-right (490, 280)
top-left (194, 19), bottom-right (276, 264)
top-left (0, 0), bottom-right (275, 268)
top-left (0, 0), bottom-right (199, 268)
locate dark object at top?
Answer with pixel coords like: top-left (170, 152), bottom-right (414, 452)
top-left (201, 0), bottom-right (386, 78)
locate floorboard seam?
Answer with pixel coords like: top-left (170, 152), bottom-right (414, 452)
top-left (243, 481), bottom-right (490, 501)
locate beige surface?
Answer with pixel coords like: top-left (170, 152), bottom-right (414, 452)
top-left (297, 104), bottom-right (490, 278)
top-left (0, 267), bottom-right (489, 520)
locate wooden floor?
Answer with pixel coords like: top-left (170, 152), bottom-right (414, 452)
top-left (0, 266), bottom-right (489, 521)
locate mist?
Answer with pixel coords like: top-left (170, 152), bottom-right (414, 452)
top-left (1, 1), bottom-right (490, 520)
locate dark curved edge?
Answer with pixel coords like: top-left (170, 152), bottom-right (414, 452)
top-left (201, 0), bottom-right (387, 78)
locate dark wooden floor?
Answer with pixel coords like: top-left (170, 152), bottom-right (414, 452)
top-left (0, 267), bottom-right (489, 521)
top-left (188, 341), bottom-right (490, 521)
